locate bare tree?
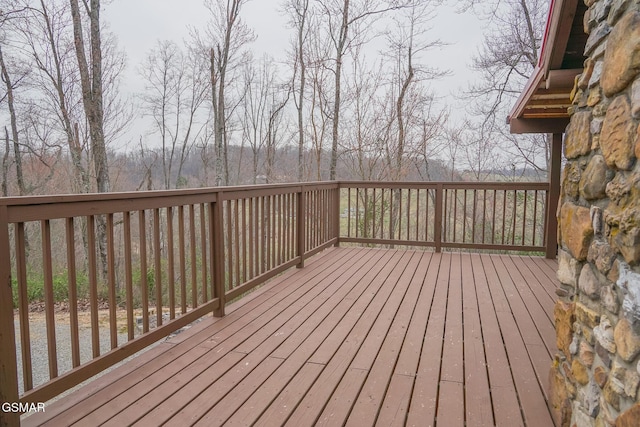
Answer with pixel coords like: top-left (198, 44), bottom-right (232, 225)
top-left (0, 44), bottom-right (27, 196)
top-left (140, 40), bottom-right (209, 189)
top-left (69, 0), bottom-right (110, 193)
top-left (199, 0), bottom-right (254, 186)
top-left (314, 0), bottom-right (413, 180)
top-left (458, 0), bottom-right (550, 177)
top-left (284, 0), bottom-right (311, 181)
top-left (2, 128), bottom-right (8, 196)
top-left (69, 0), bottom-right (110, 278)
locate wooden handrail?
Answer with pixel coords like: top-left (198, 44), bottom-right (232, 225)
top-left (0, 180), bottom-right (551, 422)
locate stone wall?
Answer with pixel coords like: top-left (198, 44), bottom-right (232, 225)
top-left (551, 1), bottom-right (640, 426)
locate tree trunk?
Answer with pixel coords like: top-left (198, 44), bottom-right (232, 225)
top-left (0, 46), bottom-right (26, 196)
top-left (70, 0), bottom-right (110, 279)
top-left (2, 129), bottom-right (9, 197)
top-left (329, 0), bottom-right (350, 181)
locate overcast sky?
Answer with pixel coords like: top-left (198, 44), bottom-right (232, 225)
top-left (103, 0), bottom-right (486, 146)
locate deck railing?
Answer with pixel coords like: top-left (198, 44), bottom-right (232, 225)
top-left (339, 181), bottom-right (550, 252)
top-left (0, 180), bottom-right (550, 424)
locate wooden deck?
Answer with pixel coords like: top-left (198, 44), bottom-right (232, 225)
top-left (23, 247), bottom-right (559, 427)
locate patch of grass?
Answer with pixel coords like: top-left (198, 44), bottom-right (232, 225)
top-left (11, 271), bottom-right (90, 308)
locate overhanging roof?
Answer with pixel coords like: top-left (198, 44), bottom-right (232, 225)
top-left (508, 0), bottom-right (588, 134)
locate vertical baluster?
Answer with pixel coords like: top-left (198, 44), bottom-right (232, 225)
top-left (501, 190), bottom-right (507, 245)
top-left (88, 215), bottom-right (101, 353)
top-left (167, 207), bottom-right (175, 319)
top-left (277, 195), bottom-right (282, 265)
top-left (123, 213), bottom-right (134, 341)
top-left (16, 223), bottom-right (33, 388)
top-left (153, 209), bottom-right (162, 327)
top-left (226, 201), bottom-right (233, 287)
top-left (406, 188), bottom-right (411, 241)
top-left (234, 199), bottom-right (241, 282)
top-left (472, 189), bottom-right (477, 244)
top-left (380, 188), bottom-right (385, 238)
top-left (260, 196), bottom-right (266, 274)
top-left (512, 190), bottom-right (517, 246)
top-left (415, 190), bottom-right (420, 241)
top-left (199, 204), bottom-right (207, 303)
top-left (532, 190), bottom-right (539, 247)
top-left (179, 205), bottom-right (187, 312)
top-left (522, 190), bottom-right (528, 246)
top-left (138, 210), bottom-right (149, 334)
top-left (482, 189), bottom-right (487, 244)
top-left (41, 220), bottom-right (58, 378)
top-left (189, 205), bottom-right (196, 308)
top-left (492, 190), bottom-right (497, 244)
top-left (64, 218), bottom-right (81, 365)
top-left (211, 198), bottom-right (224, 317)
top-left (249, 198), bottom-right (255, 279)
top-left (267, 196), bottom-right (273, 270)
top-left (106, 213), bottom-right (117, 348)
top-left (242, 198), bottom-right (247, 283)
top-left (425, 189), bottom-right (430, 241)
top-left (442, 189), bottom-right (448, 243)
top-left (452, 188), bottom-right (458, 243)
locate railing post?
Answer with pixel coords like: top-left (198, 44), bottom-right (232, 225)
top-left (0, 206), bottom-right (20, 427)
top-left (334, 184), bottom-right (340, 246)
top-left (211, 193), bottom-right (226, 317)
top-left (297, 187), bottom-right (306, 268)
top-left (434, 184), bottom-right (443, 253)
top-left (545, 133), bottom-right (562, 259)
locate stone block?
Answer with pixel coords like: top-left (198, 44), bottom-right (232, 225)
top-left (580, 264), bottom-right (604, 299)
top-left (618, 264), bottom-right (640, 323)
top-left (603, 380), bottom-right (620, 410)
top-left (582, 380), bottom-right (601, 417)
top-left (601, 11), bottom-right (640, 96)
top-left (616, 403), bottom-right (640, 427)
top-left (613, 226), bottom-right (640, 266)
top-left (577, 302), bottom-right (601, 329)
top-left (632, 79), bottom-right (640, 119)
top-left (556, 300), bottom-right (577, 358)
top-left (585, 22), bottom-right (612, 57)
top-left (595, 366), bottom-right (609, 388)
top-left (588, 87), bottom-right (602, 107)
top-left (624, 370), bottom-right (640, 398)
top-left (594, 315), bottom-right (616, 353)
top-left (588, 240), bottom-right (617, 275)
top-left (559, 250), bottom-right (582, 287)
top-left (573, 359), bottom-right (590, 385)
top-left (596, 342), bottom-right (612, 368)
top-left (565, 112), bottom-right (593, 159)
top-left (592, 117), bottom-right (604, 135)
top-left (607, 0), bottom-right (630, 25)
top-left (601, 95), bottom-right (636, 171)
top-left (549, 365), bottom-right (573, 427)
top-left (580, 59), bottom-right (596, 90)
top-left (560, 203), bottom-right (594, 261)
top-left (636, 124), bottom-right (640, 160)
top-left (581, 155), bottom-right (613, 200)
top-left (562, 161), bottom-right (582, 200)
top-left (581, 341), bottom-right (595, 367)
top-left (601, 285), bottom-right (620, 314)
top-left (614, 317), bottom-right (640, 362)
top-left (590, 61), bottom-right (604, 89)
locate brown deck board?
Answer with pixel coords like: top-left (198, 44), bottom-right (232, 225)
top-left (471, 254), bottom-right (524, 427)
top-left (461, 253), bottom-right (494, 427)
top-left (25, 248), bottom-right (559, 427)
top-left (482, 254), bottom-right (555, 427)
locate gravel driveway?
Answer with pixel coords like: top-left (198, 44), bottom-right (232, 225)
top-left (13, 309), bottom-right (161, 399)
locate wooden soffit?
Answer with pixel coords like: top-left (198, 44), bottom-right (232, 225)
top-left (508, 0), bottom-right (588, 134)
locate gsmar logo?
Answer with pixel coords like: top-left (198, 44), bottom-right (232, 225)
top-left (1, 402), bottom-right (46, 413)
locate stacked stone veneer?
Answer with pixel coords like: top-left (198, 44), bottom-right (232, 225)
top-left (551, 1), bottom-right (640, 426)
